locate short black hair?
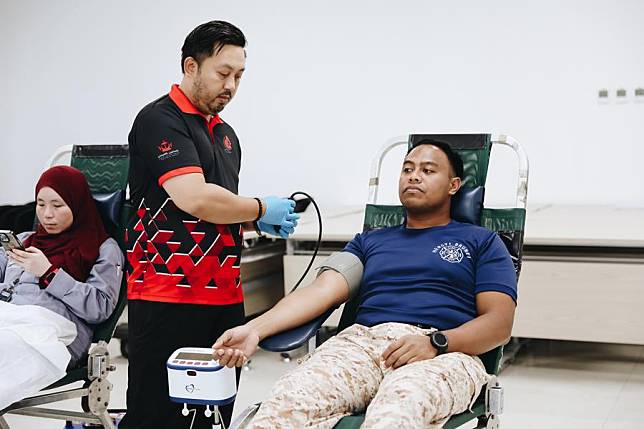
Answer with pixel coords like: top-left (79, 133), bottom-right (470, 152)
top-left (407, 139), bottom-right (464, 178)
top-left (181, 21), bottom-right (247, 73)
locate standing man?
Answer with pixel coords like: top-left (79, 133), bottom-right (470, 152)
top-left (120, 21), bottom-right (298, 429)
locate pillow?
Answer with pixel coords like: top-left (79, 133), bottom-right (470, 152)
top-left (450, 186), bottom-right (484, 225)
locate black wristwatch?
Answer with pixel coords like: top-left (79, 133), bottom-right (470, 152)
top-left (428, 331), bottom-right (449, 355)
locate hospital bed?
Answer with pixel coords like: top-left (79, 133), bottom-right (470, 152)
top-left (0, 144), bottom-right (130, 429)
top-left (232, 133), bottom-right (529, 429)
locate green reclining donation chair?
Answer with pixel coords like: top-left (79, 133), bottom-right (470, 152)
top-left (237, 133), bottom-right (529, 429)
top-left (0, 144), bottom-right (130, 429)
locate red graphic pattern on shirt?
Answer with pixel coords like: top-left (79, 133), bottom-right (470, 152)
top-left (126, 198), bottom-right (243, 305)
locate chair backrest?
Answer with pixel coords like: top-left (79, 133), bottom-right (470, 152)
top-left (69, 144), bottom-right (130, 343)
top-left (337, 134), bottom-right (527, 375)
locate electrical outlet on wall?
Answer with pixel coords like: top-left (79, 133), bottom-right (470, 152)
top-left (600, 87), bottom-right (644, 105)
top-left (635, 87), bottom-right (644, 103)
top-left (616, 88), bottom-right (629, 104)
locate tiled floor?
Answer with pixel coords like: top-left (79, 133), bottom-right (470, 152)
top-left (3, 339), bottom-right (644, 428)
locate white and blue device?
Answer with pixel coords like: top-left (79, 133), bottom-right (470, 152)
top-left (167, 347), bottom-right (237, 407)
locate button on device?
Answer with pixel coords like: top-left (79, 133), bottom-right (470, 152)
top-left (179, 361), bottom-right (185, 364)
top-left (186, 361), bottom-right (193, 365)
top-left (173, 360), bottom-right (179, 363)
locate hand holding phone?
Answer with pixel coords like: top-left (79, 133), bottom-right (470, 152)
top-left (0, 230), bottom-right (25, 252)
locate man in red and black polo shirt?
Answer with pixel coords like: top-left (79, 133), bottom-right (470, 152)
top-left (120, 21), bottom-right (298, 429)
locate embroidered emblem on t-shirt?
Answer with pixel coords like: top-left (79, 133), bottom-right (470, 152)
top-left (432, 242), bottom-right (472, 263)
top-left (158, 140), bottom-right (173, 153)
top-left (157, 139), bottom-right (180, 160)
top-left (223, 135), bottom-right (233, 153)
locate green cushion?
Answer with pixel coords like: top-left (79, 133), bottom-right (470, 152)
top-left (69, 145), bottom-right (130, 344)
top-left (481, 208), bottom-right (526, 233)
top-left (442, 402), bottom-right (486, 429)
top-left (456, 147), bottom-right (490, 188)
top-left (362, 204), bottom-right (405, 230)
top-left (333, 415), bottom-right (364, 429)
top-left (70, 145), bottom-right (129, 194)
top-left (332, 402), bottom-right (486, 429)
top-left (45, 366), bottom-right (87, 390)
top-left (479, 346), bottom-right (503, 375)
top-left (407, 134), bottom-right (492, 188)
top-left (92, 276), bottom-right (127, 343)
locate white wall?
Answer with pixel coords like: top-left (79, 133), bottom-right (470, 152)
top-left (1, 0), bottom-right (643, 208)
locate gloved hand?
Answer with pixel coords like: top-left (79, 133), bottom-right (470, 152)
top-left (260, 196), bottom-right (296, 225)
top-left (257, 212), bottom-right (300, 239)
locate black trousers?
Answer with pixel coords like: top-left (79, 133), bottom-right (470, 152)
top-left (119, 300), bottom-right (245, 429)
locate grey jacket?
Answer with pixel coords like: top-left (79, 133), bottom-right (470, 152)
top-left (0, 232), bottom-right (124, 366)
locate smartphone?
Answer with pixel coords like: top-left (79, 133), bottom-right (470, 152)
top-left (0, 230), bottom-right (25, 252)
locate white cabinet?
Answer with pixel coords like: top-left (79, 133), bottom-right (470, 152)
top-left (512, 256), bottom-right (644, 344)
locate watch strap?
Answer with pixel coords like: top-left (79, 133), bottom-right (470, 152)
top-left (39, 266), bottom-right (59, 288)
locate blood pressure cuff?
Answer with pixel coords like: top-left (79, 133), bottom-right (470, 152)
top-left (316, 252), bottom-right (363, 300)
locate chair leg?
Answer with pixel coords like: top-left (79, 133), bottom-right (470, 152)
top-left (96, 410), bottom-right (117, 429)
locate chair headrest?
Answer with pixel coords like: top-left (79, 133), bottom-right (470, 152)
top-left (450, 186), bottom-right (484, 225)
top-left (93, 190), bottom-right (125, 226)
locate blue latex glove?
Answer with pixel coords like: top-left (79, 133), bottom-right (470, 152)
top-left (257, 212), bottom-right (300, 239)
top-left (260, 196), bottom-right (296, 225)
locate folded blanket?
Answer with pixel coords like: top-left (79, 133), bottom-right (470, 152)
top-left (0, 301), bottom-right (77, 410)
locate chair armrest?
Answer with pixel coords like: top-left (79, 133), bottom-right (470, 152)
top-left (258, 308), bottom-right (335, 352)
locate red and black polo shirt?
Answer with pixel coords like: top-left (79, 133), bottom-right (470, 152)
top-left (126, 84), bottom-right (243, 305)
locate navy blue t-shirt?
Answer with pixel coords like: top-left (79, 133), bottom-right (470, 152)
top-left (343, 220), bottom-right (517, 331)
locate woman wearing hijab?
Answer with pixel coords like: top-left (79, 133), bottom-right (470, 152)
top-left (0, 166), bottom-right (123, 409)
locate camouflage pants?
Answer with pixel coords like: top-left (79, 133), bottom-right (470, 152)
top-left (251, 322), bottom-right (490, 429)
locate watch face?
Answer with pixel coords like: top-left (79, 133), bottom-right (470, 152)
top-left (433, 332), bottom-right (448, 348)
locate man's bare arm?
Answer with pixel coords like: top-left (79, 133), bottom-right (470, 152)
top-left (249, 270), bottom-right (349, 341)
top-left (212, 270), bottom-right (350, 367)
top-left (442, 291), bottom-right (516, 356)
top-left (162, 173), bottom-right (261, 224)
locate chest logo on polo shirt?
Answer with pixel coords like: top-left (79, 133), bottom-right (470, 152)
top-left (222, 135), bottom-right (233, 153)
top-left (159, 140), bottom-right (173, 153)
top-left (432, 242), bottom-right (472, 264)
top-left (158, 139), bottom-right (180, 160)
